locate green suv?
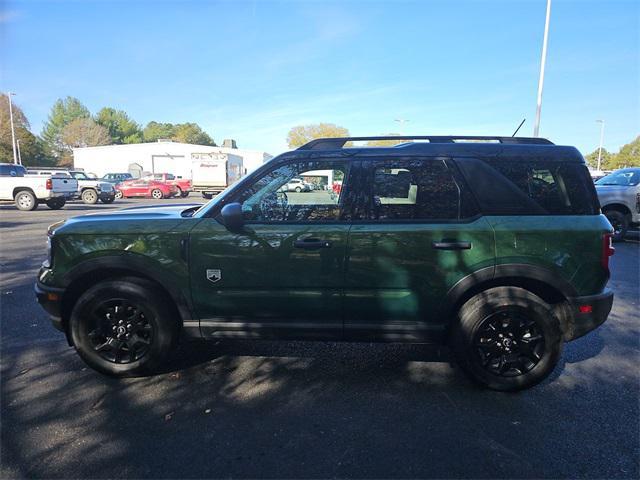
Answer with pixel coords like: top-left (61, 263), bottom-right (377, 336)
top-left (36, 136), bottom-right (615, 391)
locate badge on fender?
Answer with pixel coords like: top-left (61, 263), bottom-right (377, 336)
top-left (206, 269), bottom-right (222, 283)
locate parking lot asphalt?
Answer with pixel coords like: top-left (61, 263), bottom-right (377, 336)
top-left (1, 197), bottom-right (638, 479)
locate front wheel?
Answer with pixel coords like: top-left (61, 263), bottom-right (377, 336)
top-left (151, 189), bottom-right (164, 199)
top-left (202, 193), bottom-right (213, 200)
top-left (46, 198), bottom-right (66, 210)
top-left (69, 278), bottom-right (179, 376)
top-left (180, 190), bottom-right (190, 198)
top-left (451, 287), bottom-right (563, 391)
top-left (115, 190), bottom-right (123, 200)
top-left (82, 189), bottom-right (99, 204)
top-left (604, 210), bottom-right (628, 242)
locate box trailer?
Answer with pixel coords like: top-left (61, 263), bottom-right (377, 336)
top-left (191, 153), bottom-right (244, 199)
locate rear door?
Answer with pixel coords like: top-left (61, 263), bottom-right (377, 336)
top-left (344, 157), bottom-right (495, 341)
top-left (189, 158), bottom-right (356, 339)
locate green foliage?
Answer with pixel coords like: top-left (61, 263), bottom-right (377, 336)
top-left (142, 121), bottom-right (215, 145)
top-left (41, 97), bottom-right (91, 160)
top-left (95, 107), bottom-right (143, 144)
top-left (0, 94), bottom-right (54, 166)
top-left (585, 136), bottom-right (640, 170)
top-left (287, 123), bottom-right (350, 148)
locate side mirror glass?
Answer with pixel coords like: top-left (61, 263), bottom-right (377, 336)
top-left (220, 202), bottom-right (244, 231)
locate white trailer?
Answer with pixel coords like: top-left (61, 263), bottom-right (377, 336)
top-left (191, 152), bottom-right (244, 199)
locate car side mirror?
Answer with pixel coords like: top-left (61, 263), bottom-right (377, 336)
top-left (220, 202), bottom-right (244, 231)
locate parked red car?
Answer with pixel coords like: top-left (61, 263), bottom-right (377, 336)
top-left (114, 179), bottom-right (178, 199)
top-left (144, 173), bottom-right (192, 198)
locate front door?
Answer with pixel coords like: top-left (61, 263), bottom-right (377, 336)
top-left (343, 157), bottom-right (495, 342)
top-left (190, 159), bottom-right (354, 339)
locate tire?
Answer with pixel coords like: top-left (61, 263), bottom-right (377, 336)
top-left (202, 193), bottom-right (213, 200)
top-left (151, 189), bottom-right (164, 200)
top-left (604, 210), bottom-right (628, 242)
top-left (451, 287), bottom-right (563, 391)
top-left (100, 197), bottom-right (115, 204)
top-left (175, 187), bottom-right (183, 198)
top-left (295, 187), bottom-right (302, 193)
top-left (69, 278), bottom-right (179, 377)
top-left (115, 190), bottom-right (123, 200)
top-left (180, 190), bottom-right (190, 198)
top-left (82, 189), bottom-right (99, 204)
top-left (14, 190), bottom-right (38, 211)
top-left (45, 198), bottom-right (66, 210)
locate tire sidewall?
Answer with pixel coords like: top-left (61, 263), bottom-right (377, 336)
top-left (453, 288), bottom-right (563, 391)
top-left (82, 189), bottom-right (98, 204)
top-left (70, 280), bottom-right (177, 376)
top-left (151, 189), bottom-right (163, 199)
top-left (15, 190), bottom-right (37, 211)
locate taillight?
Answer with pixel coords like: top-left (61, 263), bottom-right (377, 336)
top-left (45, 178), bottom-right (52, 190)
top-left (601, 233), bottom-right (615, 271)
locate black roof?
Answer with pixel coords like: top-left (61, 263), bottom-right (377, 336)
top-left (279, 136), bottom-right (584, 163)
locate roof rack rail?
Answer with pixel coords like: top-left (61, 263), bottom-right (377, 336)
top-left (297, 136), bottom-right (554, 150)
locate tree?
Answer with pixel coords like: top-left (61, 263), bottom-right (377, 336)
top-left (286, 123), bottom-right (350, 148)
top-left (60, 118), bottom-right (111, 165)
top-left (172, 122), bottom-right (215, 145)
top-left (584, 148), bottom-right (613, 170)
top-left (41, 97), bottom-right (90, 160)
top-left (366, 134), bottom-right (404, 147)
top-left (143, 121), bottom-right (176, 142)
top-left (95, 107), bottom-right (143, 144)
top-left (0, 94), bottom-right (53, 166)
top-left (613, 136), bottom-right (640, 168)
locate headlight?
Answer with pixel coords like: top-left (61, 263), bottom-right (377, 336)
top-left (44, 236), bottom-right (52, 268)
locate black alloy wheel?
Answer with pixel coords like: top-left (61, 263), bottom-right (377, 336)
top-left (473, 310), bottom-right (545, 377)
top-left (86, 299), bottom-right (154, 364)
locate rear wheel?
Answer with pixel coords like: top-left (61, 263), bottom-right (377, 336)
top-left (295, 187), bottom-right (302, 193)
top-left (451, 287), bottom-right (563, 391)
top-left (81, 189), bottom-right (99, 204)
top-left (69, 278), bottom-right (179, 376)
top-left (151, 189), bottom-right (164, 199)
top-left (180, 190), bottom-right (190, 198)
top-left (604, 210), bottom-right (628, 242)
top-left (14, 190), bottom-right (38, 211)
top-left (45, 198), bottom-right (66, 209)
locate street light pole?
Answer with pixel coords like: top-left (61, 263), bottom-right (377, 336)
top-left (596, 119), bottom-right (605, 171)
top-left (7, 92), bottom-right (18, 164)
top-left (533, 0), bottom-right (552, 137)
top-left (16, 139), bottom-right (22, 165)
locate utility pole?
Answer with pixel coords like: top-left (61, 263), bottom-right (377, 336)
top-left (7, 92), bottom-right (18, 164)
top-left (596, 119), bottom-right (605, 171)
top-left (16, 139), bottom-right (22, 165)
top-left (533, 0), bottom-right (551, 137)
top-left (394, 118), bottom-right (410, 136)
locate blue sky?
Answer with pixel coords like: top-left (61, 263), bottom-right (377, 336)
top-left (1, 0), bottom-right (638, 156)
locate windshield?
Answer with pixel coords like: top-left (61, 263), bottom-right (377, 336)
top-left (596, 169), bottom-right (640, 186)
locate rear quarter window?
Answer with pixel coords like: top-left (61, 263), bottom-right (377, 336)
top-left (456, 158), bottom-right (599, 215)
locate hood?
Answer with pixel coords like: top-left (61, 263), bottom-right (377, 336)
top-left (52, 204), bottom-right (203, 235)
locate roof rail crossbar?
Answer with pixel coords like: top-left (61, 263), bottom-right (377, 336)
top-left (297, 136), bottom-right (554, 150)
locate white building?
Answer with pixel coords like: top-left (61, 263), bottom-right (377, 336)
top-left (73, 141), bottom-right (273, 179)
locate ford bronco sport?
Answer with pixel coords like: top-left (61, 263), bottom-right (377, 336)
top-left (35, 136), bottom-right (614, 391)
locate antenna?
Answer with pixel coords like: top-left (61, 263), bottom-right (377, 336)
top-left (512, 118), bottom-right (526, 137)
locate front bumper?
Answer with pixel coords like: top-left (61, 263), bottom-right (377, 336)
top-left (565, 289), bottom-right (614, 341)
top-left (98, 191), bottom-right (115, 201)
top-left (34, 281), bottom-right (65, 332)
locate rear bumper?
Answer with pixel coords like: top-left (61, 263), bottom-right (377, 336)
top-left (565, 289), bottom-right (614, 341)
top-left (34, 281), bottom-right (65, 332)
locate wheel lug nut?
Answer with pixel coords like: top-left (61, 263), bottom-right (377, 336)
top-left (112, 326), bottom-right (117, 331)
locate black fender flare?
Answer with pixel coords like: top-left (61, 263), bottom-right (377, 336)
top-left (60, 254), bottom-right (195, 326)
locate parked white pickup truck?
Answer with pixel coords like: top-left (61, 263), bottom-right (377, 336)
top-left (0, 163), bottom-right (78, 211)
top-left (27, 168), bottom-right (116, 204)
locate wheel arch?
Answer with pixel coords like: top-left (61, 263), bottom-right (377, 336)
top-left (601, 202), bottom-right (632, 216)
top-left (13, 186), bottom-right (35, 198)
top-left (59, 256), bottom-right (194, 339)
top-left (444, 264), bottom-right (576, 339)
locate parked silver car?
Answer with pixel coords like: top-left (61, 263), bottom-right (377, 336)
top-left (595, 167), bottom-right (640, 241)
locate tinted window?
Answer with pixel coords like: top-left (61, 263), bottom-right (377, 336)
top-left (237, 161), bottom-right (350, 222)
top-left (367, 159), bottom-right (477, 221)
top-left (0, 165), bottom-right (25, 177)
top-left (483, 160), bottom-right (598, 215)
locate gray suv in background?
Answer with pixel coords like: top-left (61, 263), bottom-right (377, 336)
top-left (595, 167), bottom-right (640, 241)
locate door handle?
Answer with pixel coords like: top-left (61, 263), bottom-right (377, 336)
top-left (294, 238), bottom-right (332, 249)
top-left (432, 240), bottom-right (472, 250)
